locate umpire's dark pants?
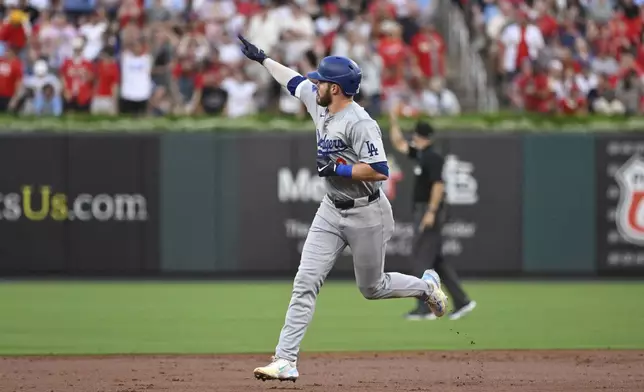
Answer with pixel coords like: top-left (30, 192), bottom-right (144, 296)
top-left (412, 203), bottom-right (470, 310)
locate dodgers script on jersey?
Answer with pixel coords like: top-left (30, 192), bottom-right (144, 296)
top-left (294, 79), bottom-right (387, 201)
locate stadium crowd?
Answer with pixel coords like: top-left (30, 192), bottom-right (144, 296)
top-left (0, 0), bottom-right (459, 118)
top-left (468, 0), bottom-right (644, 114)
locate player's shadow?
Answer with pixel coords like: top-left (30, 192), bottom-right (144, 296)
top-left (266, 386), bottom-right (303, 391)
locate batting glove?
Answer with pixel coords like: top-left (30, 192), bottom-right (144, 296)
top-left (317, 156), bottom-right (338, 177)
top-left (238, 34), bottom-right (268, 64)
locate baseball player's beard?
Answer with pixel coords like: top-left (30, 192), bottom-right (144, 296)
top-left (316, 90), bottom-right (332, 107)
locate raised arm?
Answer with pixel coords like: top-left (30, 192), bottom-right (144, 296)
top-left (238, 34), bottom-right (304, 90)
top-left (388, 103), bottom-right (410, 155)
top-left (238, 34), bottom-right (318, 117)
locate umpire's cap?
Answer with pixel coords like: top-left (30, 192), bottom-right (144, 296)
top-left (414, 121), bottom-right (435, 138)
top-left (307, 56), bottom-right (362, 96)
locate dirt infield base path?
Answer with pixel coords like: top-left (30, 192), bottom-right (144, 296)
top-left (1, 350), bottom-right (643, 392)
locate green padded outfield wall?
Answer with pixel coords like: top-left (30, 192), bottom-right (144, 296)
top-left (522, 134), bottom-right (596, 273)
top-left (160, 133), bottom-right (239, 273)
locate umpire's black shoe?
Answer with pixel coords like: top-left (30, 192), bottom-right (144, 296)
top-left (448, 301), bottom-right (477, 320)
top-left (404, 302), bottom-right (436, 320)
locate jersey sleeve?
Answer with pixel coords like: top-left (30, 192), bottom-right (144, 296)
top-left (349, 119), bottom-right (388, 164)
top-left (290, 77), bottom-right (321, 119)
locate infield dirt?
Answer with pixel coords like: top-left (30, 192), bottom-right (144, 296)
top-left (2, 350), bottom-right (642, 391)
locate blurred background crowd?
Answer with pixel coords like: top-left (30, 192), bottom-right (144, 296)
top-left (464, 0), bottom-right (644, 115)
top-left (3, 0), bottom-right (642, 119)
top-left (0, 0), bottom-right (458, 118)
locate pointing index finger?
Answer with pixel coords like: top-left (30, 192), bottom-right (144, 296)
top-left (237, 34), bottom-right (249, 46)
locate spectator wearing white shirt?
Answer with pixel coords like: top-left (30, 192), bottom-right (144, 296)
top-left (221, 67), bottom-right (257, 118)
top-left (499, 10), bottom-right (544, 77)
top-left (193, 0), bottom-right (235, 23)
top-left (38, 12), bottom-right (78, 70)
top-left (422, 77), bottom-right (461, 116)
top-left (78, 9), bottom-right (108, 61)
top-left (350, 37), bottom-right (384, 117)
top-left (345, 14), bottom-right (372, 41)
top-left (119, 40), bottom-right (153, 115)
top-left (487, 0), bottom-right (512, 41)
top-left (195, 0), bottom-right (243, 36)
top-left (4, 0), bottom-right (50, 11)
top-left (547, 59), bottom-right (566, 100)
top-left (279, 1), bottom-right (315, 65)
top-left (244, 2), bottom-right (281, 56)
top-left (575, 63), bottom-right (599, 97)
top-left (217, 32), bottom-right (245, 68)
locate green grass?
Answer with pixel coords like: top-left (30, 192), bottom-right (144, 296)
top-left (0, 280), bottom-right (642, 355)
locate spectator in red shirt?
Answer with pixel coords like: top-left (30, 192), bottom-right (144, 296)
top-left (410, 23), bottom-right (445, 79)
top-left (0, 9), bottom-right (30, 53)
top-left (558, 85), bottom-right (588, 115)
top-left (510, 59), bottom-right (534, 109)
top-left (533, 0), bottom-right (558, 40)
top-left (609, 17), bottom-right (632, 60)
top-left (555, 66), bottom-right (587, 115)
top-left (634, 32), bottom-right (644, 71)
top-left (618, 0), bottom-right (641, 41)
top-left (91, 49), bottom-right (120, 115)
top-left (377, 21), bottom-right (408, 84)
top-left (60, 37), bottom-right (94, 112)
top-left (236, 0), bottom-right (262, 17)
top-left (118, 0), bottom-right (143, 28)
top-left (0, 47), bottom-right (23, 112)
top-left (514, 60), bottom-right (554, 113)
top-left (369, 0), bottom-right (397, 22)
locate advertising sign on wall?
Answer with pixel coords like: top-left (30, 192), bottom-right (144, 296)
top-left (436, 134), bottom-right (523, 274)
top-left (596, 135), bottom-right (644, 273)
top-left (0, 134), bottom-right (159, 275)
top-left (237, 131), bottom-right (523, 276)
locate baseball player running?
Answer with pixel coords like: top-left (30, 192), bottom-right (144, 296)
top-left (238, 34), bottom-right (448, 383)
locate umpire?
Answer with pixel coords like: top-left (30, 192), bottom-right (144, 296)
top-left (388, 107), bottom-right (476, 320)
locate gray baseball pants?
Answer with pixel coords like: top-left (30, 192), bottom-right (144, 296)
top-left (275, 193), bottom-right (431, 362)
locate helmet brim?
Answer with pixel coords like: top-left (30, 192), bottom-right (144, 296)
top-left (306, 71), bottom-right (332, 83)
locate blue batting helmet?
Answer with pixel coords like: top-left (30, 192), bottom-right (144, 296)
top-left (306, 56), bottom-right (362, 96)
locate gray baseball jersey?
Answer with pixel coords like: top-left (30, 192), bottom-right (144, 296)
top-left (294, 79), bottom-right (387, 202)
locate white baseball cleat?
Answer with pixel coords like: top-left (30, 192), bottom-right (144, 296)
top-left (253, 356), bottom-right (299, 382)
top-left (422, 269), bottom-right (449, 317)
